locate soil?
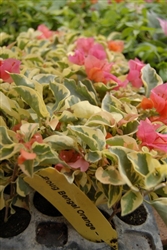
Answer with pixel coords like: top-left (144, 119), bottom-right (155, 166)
top-left (117, 204), bottom-right (147, 225)
top-left (36, 221), bottom-right (68, 247)
top-left (33, 191), bottom-right (62, 216)
top-left (0, 206), bottom-right (31, 238)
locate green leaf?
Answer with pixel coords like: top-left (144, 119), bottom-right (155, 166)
top-left (11, 73), bottom-right (35, 88)
top-left (95, 166), bottom-right (125, 185)
top-left (108, 185), bottom-right (122, 208)
top-left (49, 81), bottom-right (70, 112)
top-left (141, 64), bottom-right (163, 97)
top-left (32, 143), bottom-right (60, 166)
top-left (19, 159), bottom-right (34, 177)
top-left (121, 190), bottom-right (143, 216)
top-left (0, 126), bottom-right (14, 145)
top-left (14, 86), bottom-right (49, 118)
top-left (69, 125), bottom-right (106, 151)
top-left (16, 176), bottom-right (31, 197)
top-left (85, 151), bottom-right (102, 163)
top-left (102, 93), bottom-right (124, 122)
top-left (33, 74), bottom-right (57, 84)
top-left (86, 110), bottom-right (115, 127)
top-left (148, 198), bottom-right (167, 227)
top-left (64, 79), bottom-right (98, 105)
top-left (108, 147), bottom-right (141, 191)
top-left (20, 123), bottom-right (39, 141)
top-left (43, 134), bottom-right (77, 151)
top-left (0, 144), bottom-right (22, 160)
top-left (0, 91), bottom-right (20, 121)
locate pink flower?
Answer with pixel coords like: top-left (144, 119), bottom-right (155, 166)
top-left (37, 24), bottom-right (54, 39)
top-left (0, 58), bottom-right (21, 83)
top-left (84, 55), bottom-right (127, 88)
top-left (68, 50), bottom-right (85, 65)
top-left (127, 58), bottom-right (145, 88)
top-left (55, 150), bottom-right (89, 172)
top-left (150, 83), bottom-right (167, 116)
top-left (18, 149), bottom-right (36, 165)
top-left (89, 43), bottom-right (107, 60)
top-left (76, 37), bottom-right (94, 55)
top-left (137, 118), bottom-right (167, 153)
top-left (157, 18), bottom-right (167, 36)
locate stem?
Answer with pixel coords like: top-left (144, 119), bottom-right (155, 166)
top-left (4, 164), bottom-right (19, 223)
top-left (108, 203), bottom-right (121, 223)
top-left (143, 182), bottom-right (167, 197)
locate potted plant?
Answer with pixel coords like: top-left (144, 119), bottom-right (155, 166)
top-left (0, 24), bottom-right (166, 249)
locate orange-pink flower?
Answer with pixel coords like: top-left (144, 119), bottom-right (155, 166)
top-left (37, 24), bottom-right (54, 39)
top-left (0, 58), bottom-right (21, 83)
top-left (68, 50), bottom-right (85, 65)
top-left (127, 58), bottom-right (145, 88)
top-left (150, 83), bottom-right (167, 116)
top-left (55, 150), bottom-right (89, 172)
top-left (84, 55), bottom-right (128, 88)
top-left (76, 37), bottom-right (95, 55)
top-left (107, 40), bottom-right (124, 53)
top-left (137, 118), bottom-right (167, 153)
top-left (18, 149), bottom-right (36, 165)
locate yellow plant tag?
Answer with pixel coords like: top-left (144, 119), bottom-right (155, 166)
top-left (24, 167), bottom-right (118, 249)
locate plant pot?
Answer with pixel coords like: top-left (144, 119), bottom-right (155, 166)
top-left (0, 191), bottom-right (163, 250)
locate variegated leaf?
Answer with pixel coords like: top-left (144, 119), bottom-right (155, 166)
top-left (148, 198), bottom-right (167, 226)
top-left (141, 64), bottom-right (163, 97)
top-left (71, 101), bottom-right (101, 119)
top-left (121, 190), bottom-right (143, 216)
top-left (68, 125), bottom-right (106, 151)
top-left (16, 176), bottom-right (31, 197)
top-left (43, 134), bottom-right (77, 151)
top-left (49, 81), bottom-right (70, 112)
top-left (108, 185), bottom-right (122, 208)
top-left (0, 126), bottom-right (14, 145)
top-left (14, 86), bottom-right (49, 118)
top-left (95, 166), bottom-right (125, 185)
top-left (86, 111), bottom-right (115, 127)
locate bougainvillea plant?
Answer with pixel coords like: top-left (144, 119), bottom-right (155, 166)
top-left (0, 25), bottom-right (167, 228)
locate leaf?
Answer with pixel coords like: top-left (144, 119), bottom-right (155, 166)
top-left (86, 111), bottom-right (115, 127)
top-left (108, 147), bottom-right (140, 191)
top-left (19, 159), bottom-right (34, 177)
top-left (32, 143), bottom-right (60, 166)
top-left (71, 101), bottom-right (101, 119)
top-left (33, 74), bottom-right (57, 84)
top-left (121, 190), bottom-right (143, 216)
top-left (108, 185), bottom-right (122, 208)
top-left (69, 125), bottom-right (106, 151)
top-left (16, 176), bottom-right (31, 197)
top-left (0, 91), bottom-right (20, 121)
top-left (0, 126), bottom-right (14, 145)
top-left (14, 86), bottom-right (49, 118)
top-left (20, 123), bottom-right (39, 141)
top-left (43, 134), bottom-right (77, 151)
top-left (102, 93), bottom-right (124, 122)
top-left (148, 198), bottom-right (167, 227)
top-left (141, 64), bottom-right (163, 97)
top-left (0, 144), bottom-right (21, 160)
top-left (11, 73), bottom-right (35, 88)
top-left (95, 166), bottom-right (125, 185)
top-left (85, 151), bottom-right (102, 163)
top-left (64, 78), bottom-right (98, 105)
top-left (49, 81), bottom-right (70, 112)
top-left (0, 32), bottom-right (12, 45)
